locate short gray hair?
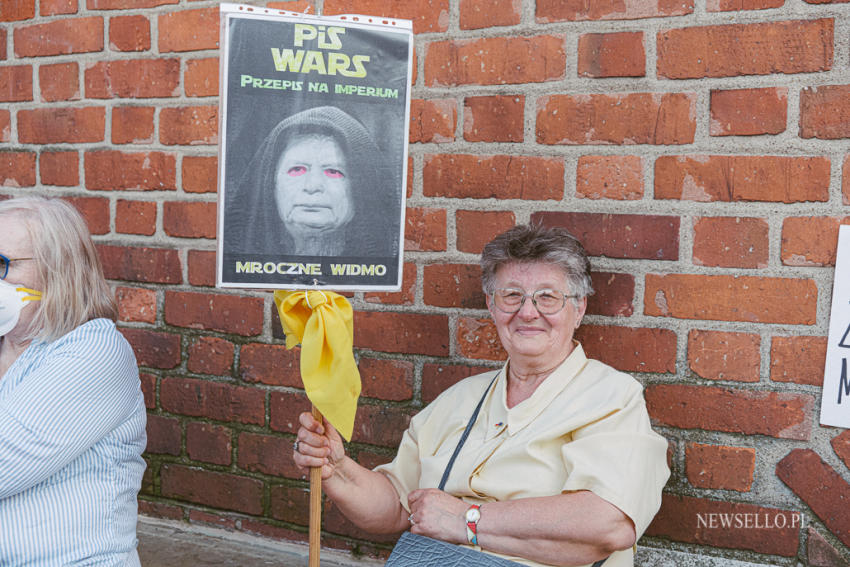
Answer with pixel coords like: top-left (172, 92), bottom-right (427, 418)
top-left (480, 224), bottom-right (594, 301)
top-left (0, 197), bottom-right (117, 342)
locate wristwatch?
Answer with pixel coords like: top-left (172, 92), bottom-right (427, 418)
top-left (465, 504), bottom-right (481, 546)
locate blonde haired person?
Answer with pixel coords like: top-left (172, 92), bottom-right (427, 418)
top-left (0, 197), bottom-right (146, 567)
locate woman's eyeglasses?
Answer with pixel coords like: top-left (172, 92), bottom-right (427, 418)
top-left (491, 288), bottom-right (578, 315)
top-left (0, 254), bottom-right (34, 280)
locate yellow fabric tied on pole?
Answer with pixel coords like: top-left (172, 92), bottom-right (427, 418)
top-left (273, 290), bottom-right (361, 442)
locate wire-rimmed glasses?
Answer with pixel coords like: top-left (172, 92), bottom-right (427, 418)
top-left (490, 288), bottom-right (578, 315)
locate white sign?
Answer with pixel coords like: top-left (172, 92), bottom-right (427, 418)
top-left (820, 224), bottom-right (850, 428)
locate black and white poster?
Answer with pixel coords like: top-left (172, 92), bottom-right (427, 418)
top-left (216, 4), bottom-right (412, 290)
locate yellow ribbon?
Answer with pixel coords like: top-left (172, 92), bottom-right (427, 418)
top-left (273, 290), bottom-right (361, 442)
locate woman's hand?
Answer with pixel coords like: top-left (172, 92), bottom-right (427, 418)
top-left (407, 488), bottom-right (469, 544)
top-left (293, 412), bottom-right (346, 481)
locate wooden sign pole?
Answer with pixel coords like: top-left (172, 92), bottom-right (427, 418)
top-left (309, 404), bottom-right (323, 567)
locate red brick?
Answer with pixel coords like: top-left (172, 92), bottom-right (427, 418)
top-left (459, 0), bottom-right (520, 29)
top-left (0, 30), bottom-right (5, 60)
top-left (354, 311), bottom-right (449, 356)
top-left (587, 272), bottom-right (634, 317)
top-left (267, 0), bottom-right (315, 12)
top-left (410, 99), bottom-right (456, 143)
top-left (426, 36), bottom-right (565, 87)
top-left (424, 154), bottom-right (564, 200)
top-left (161, 464), bottom-right (263, 515)
top-left (352, 404), bottom-right (412, 447)
top-left (770, 336), bottom-right (827, 386)
top-left (363, 262), bottom-right (416, 305)
top-left (537, 92), bottom-right (696, 145)
top-left (160, 105), bottom-right (218, 145)
top-left (537, 0), bottom-right (693, 21)
top-left (85, 58), bottom-right (179, 99)
top-left (577, 325), bottom-right (676, 373)
top-left (807, 528), bottom-right (848, 567)
top-left (710, 87), bottom-right (787, 136)
top-left (187, 336), bottom-right (234, 376)
top-left (533, 211), bottom-right (679, 260)
top-left (140, 373), bottom-right (156, 409)
top-left (63, 196), bottom-right (109, 235)
top-left (831, 431), bottom-right (850, 472)
top-left (116, 199), bottom-right (156, 235)
top-left (239, 343), bottom-right (300, 387)
top-left (576, 156), bottom-right (643, 200)
top-left (158, 8), bottom-right (219, 53)
top-left (422, 363), bottom-right (492, 403)
top-left (237, 432), bottom-right (299, 478)
top-left (13, 17), bottom-right (103, 56)
top-left (457, 317), bottom-right (505, 361)
top-left (707, 0), bottom-right (784, 10)
top-left (645, 494), bottom-right (800, 556)
top-left (98, 244), bottom-right (182, 284)
top-left (109, 14), bottom-right (150, 52)
top-left (358, 358), bottom-right (414, 401)
top-left (801, 85), bottom-right (850, 140)
top-left (146, 414), bottom-right (181, 455)
top-left (0, 151), bottom-right (36, 187)
top-left (165, 291), bottom-right (263, 336)
top-left (0, 111), bottom-right (9, 141)
top-left (187, 249), bottom-right (216, 286)
top-left (85, 150), bottom-right (176, 191)
top-left (185, 57), bottom-right (218, 97)
top-left (163, 201), bottom-right (216, 238)
top-left (160, 377), bottom-right (265, 425)
top-left (355, 449), bottom-right (394, 470)
top-left (0, 65), bottom-right (33, 102)
top-left (686, 443), bottom-right (755, 491)
top-left (187, 510), bottom-right (236, 531)
top-left (777, 449), bottom-right (850, 547)
top-left (646, 274), bottom-right (817, 325)
top-left (654, 155), bottom-right (830, 203)
top-left (463, 95), bottom-right (524, 142)
top-left (456, 210), bottom-right (516, 254)
top-left (116, 286), bottom-right (156, 323)
top-left (693, 217), bottom-right (769, 269)
top-left (578, 32), bottom-right (645, 78)
top-left (404, 207), bottom-right (446, 252)
top-left (844, 155), bottom-right (850, 205)
top-left (182, 155), bottom-right (217, 193)
top-left (186, 422), bottom-right (231, 465)
top-left (112, 106), bottom-right (155, 144)
top-left (269, 485), bottom-right (310, 526)
top-left (138, 500), bottom-right (183, 521)
top-left (120, 328), bottom-right (181, 369)
top-left (688, 330), bottom-right (760, 382)
top-left (88, 0), bottom-right (177, 8)
top-left (324, 0), bottom-right (448, 34)
top-left (658, 19), bottom-right (833, 79)
top-left (269, 390), bottom-right (311, 434)
top-left (18, 107), bottom-right (105, 143)
top-left (423, 263), bottom-right (485, 309)
top-left (39, 62), bottom-right (79, 102)
top-left (646, 384), bottom-right (813, 440)
top-left (1, 0), bottom-right (35, 21)
top-left (782, 216), bottom-right (849, 267)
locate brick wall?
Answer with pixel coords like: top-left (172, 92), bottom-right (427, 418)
top-left (2, 0), bottom-right (849, 564)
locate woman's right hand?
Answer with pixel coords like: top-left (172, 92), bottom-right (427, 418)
top-left (293, 412), bottom-right (346, 481)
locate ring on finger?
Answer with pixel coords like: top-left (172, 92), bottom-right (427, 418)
top-left (408, 514), bottom-right (415, 524)
top-left (294, 440), bottom-right (300, 453)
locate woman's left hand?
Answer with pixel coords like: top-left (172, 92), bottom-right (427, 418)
top-left (407, 488), bottom-right (470, 544)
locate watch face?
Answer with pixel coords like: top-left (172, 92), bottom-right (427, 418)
top-left (466, 507), bottom-right (481, 523)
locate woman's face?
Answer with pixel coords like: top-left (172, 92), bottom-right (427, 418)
top-left (487, 261), bottom-right (586, 367)
top-left (1, 214), bottom-right (41, 336)
top-left (274, 134), bottom-right (354, 234)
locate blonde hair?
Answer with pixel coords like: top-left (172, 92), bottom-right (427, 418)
top-left (0, 197), bottom-right (117, 342)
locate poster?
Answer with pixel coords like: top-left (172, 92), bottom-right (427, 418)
top-left (820, 224), bottom-right (850, 428)
top-left (216, 4), bottom-right (412, 290)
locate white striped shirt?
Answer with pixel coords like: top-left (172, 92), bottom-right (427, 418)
top-left (0, 318), bottom-right (147, 566)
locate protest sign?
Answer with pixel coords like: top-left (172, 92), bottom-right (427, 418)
top-left (820, 224), bottom-right (850, 428)
top-left (216, 4), bottom-right (412, 291)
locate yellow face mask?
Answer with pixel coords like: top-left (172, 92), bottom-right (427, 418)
top-left (0, 280), bottom-right (42, 336)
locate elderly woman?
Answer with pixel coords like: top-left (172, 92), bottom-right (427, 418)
top-left (224, 105), bottom-right (400, 259)
top-left (294, 224), bottom-right (669, 566)
top-left (0, 197), bottom-right (147, 566)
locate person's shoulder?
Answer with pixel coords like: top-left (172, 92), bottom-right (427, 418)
top-left (579, 357), bottom-right (645, 398)
top-left (50, 319), bottom-right (134, 361)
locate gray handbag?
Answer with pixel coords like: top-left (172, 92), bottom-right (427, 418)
top-left (384, 374), bottom-right (607, 567)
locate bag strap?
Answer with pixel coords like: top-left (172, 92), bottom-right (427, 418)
top-left (435, 371), bottom-right (608, 567)
top-left (438, 372), bottom-right (499, 491)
